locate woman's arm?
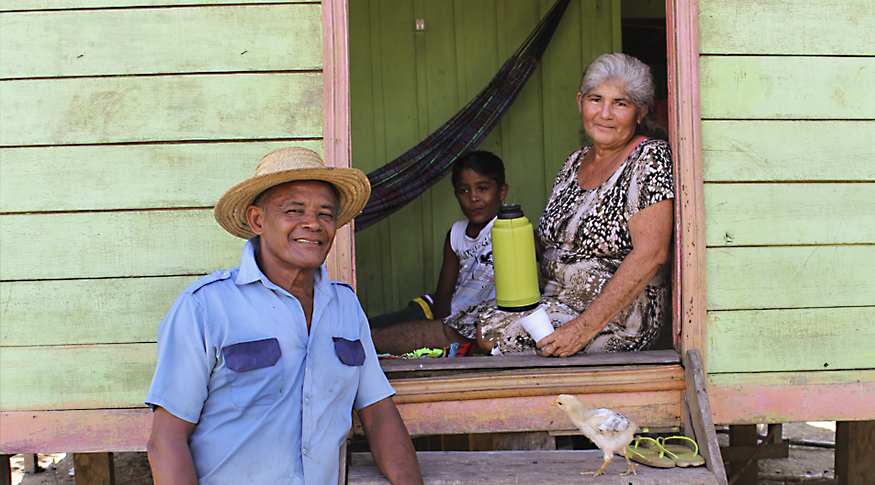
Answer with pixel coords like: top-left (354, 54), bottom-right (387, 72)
top-left (147, 406), bottom-right (198, 485)
top-left (538, 198), bottom-right (673, 357)
top-left (432, 230), bottom-right (460, 320)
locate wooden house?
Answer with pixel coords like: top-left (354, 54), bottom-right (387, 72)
top-left (1, 0), bottom-right (872, 484)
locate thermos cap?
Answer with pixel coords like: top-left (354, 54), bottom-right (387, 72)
top-left (498, 204), bottom-right (524, 219)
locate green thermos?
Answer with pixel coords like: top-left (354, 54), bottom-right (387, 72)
top-left (491, 204), bottom-right (540, 312)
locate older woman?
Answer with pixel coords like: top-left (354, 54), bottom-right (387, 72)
top-left (466, 53), bottom-right (674, 356)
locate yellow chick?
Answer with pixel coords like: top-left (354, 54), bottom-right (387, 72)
top-left (551, 394), bottom-right (638, 477)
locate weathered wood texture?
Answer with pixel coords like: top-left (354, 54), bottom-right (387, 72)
top-left (684, 350), bottom-right (727, 484)
top-left (705, 183), bottom-right (875, 246)
top-left (349, 0), bottom-right (621, 315)
top-left (700, 56), bottom-right (875, 120)
top-left (707, 307), bottom-right (875, 373)
top-left (0, 277), bottom-right (193, 347)
top-left (348, 450), bottom-right (721, 484)
top-left (0, 5), bottom-right (321, 78)
top-left (708, 369), bottom-right (875, 424)
top-left (706, 246), bottom-right (875, 311)
top-left (0, 409), bottom-right (152, 453)
top-left (396, 391), bottom-right (682, 436)
top-left (699, 0), bottom-right (875, 56)
top-left (702, 121), bottom-right (875, 182)
top-left (0, 210), bottom-right (242, 280)
top-left (0, 0), bottom-right (319, 10)
top-left (0, 344), bottom-right (156, 411)
top-left (836, 420), bottom-right (875, 485)
top-left (1, 73), bottom-right (323, 146)
top-left (73, 453), bottom-right (115, 485)
top-left (0, 142), bottom-right (321, 213)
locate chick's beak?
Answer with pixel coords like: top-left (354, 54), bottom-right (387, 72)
top-left (550, 399), bottom-right (559, 407)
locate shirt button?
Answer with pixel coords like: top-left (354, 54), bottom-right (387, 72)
top-left (302, 448), bottom-right (307, 455)
top-left (304, 398), bottom-right (310, 404)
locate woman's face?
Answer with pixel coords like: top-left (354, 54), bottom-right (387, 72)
top-left (578, 82), bottom-right (645, 151)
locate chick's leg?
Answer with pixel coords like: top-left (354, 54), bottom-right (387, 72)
top-left (581, 456), bottom-right (610, 477)
top-left (620, 447), bottom-right (637, 476)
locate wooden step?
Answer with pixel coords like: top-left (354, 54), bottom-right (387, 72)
top-left (348, 450), bottom-right (721, 484)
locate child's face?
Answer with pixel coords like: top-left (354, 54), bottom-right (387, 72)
top-left (453, 168), bottom-right (508, 226)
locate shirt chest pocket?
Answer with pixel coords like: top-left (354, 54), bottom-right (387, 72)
top-left (222, 338), bottom-right (284, 407)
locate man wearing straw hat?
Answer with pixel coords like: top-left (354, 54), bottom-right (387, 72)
top-left (145, 147), bottom-right (423, 484)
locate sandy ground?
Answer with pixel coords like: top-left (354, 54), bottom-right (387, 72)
top-left (10, 422), bottom-right (835, 484)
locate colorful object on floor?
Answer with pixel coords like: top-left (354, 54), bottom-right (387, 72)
top-left (354, 0), bottom-right (572, 231)
top-left (378, 342), bottom-right (476, 360)
top-left (646, 436), bottom-right (706, 467)
top-left (626, 436), bottom-right (676, 469)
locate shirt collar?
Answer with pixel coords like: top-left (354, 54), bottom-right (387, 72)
top-left (236, 237), bottom-right (332, 297)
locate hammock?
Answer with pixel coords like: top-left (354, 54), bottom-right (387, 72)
top-left (355, 0), bottom-right (572, 231)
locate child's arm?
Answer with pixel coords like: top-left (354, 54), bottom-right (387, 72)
top-left (432, 230), bottom-right (459, 320)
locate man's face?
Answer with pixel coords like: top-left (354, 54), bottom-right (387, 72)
top-left (248, 181), bottom-right (338, 274)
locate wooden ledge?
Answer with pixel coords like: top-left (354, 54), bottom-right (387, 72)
top-left (348, 450), bottom-right (720, 484)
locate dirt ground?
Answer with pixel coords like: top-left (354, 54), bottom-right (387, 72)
top-left (10, 422), bottom-right (835, 484)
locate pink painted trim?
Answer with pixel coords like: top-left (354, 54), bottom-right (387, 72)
top-left (322, 0), bottom-right (357, 288)
top-left (1, 409), bottom-right (151, 454)
top-left (708, 372), bottom-right (875, 424)
top-left (666, 0), bottom-right (706, 364)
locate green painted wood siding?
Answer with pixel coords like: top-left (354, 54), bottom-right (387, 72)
top-left (0, 2), bottom-right (325, 413)
top-left (350, 0), bottom-right (621, 315)
top-left (699, 0), bottom-right (875, 376)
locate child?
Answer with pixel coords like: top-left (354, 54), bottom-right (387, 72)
top-left (370, 150), bottom-right (508, 329)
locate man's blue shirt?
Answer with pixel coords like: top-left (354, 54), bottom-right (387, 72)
top-left (146, 238), bottom-right (394, 484)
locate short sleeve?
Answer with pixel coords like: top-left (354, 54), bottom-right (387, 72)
top-left (352, 306), bottom-right (395, 411)
top-left (624, 140), bottom-right (675, 221)
top-left (145, 292), bottom-right (214, 424)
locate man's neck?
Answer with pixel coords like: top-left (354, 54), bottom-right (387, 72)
top-left (254, 247), bottom-right (318, 329)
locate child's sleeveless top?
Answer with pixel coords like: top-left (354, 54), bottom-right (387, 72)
top-left (449, 217), bottom-right (497, 316)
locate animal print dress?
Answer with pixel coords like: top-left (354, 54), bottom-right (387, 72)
top-left (449, 139), bottom-right (674, 354)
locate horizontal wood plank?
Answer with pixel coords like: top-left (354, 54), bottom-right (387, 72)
top-left (390, 365), bottom-right (685, 404)
top-left (704, 183), bottom-right (875, 246)
top-left (699, 0), bottom-right (875, 56)
top-left (0, 5), bottom-right (321, 79)
top-left (707, 307), bottom-right (875, 373)
top-left (706, 245), bottom-right (875, 310)
top-left (0, 209), bottom-right (244, 281)
top-left (0, 73), bottom-right (323, 146)
top-left (396, 391), bottom-right (683, 436)
top-left (0, 344), bottom-right (156, 411)
top-left (0, 277), bottom-right (197, 347)
top-left (380, 349), bottom-right (681, 375)
top-left (0, 141), bottom-right (323, 213)
top-left (0, 1), bottom-right (319, 11)
top-left (349, 450), bottom-right (720, 484)
top-left (0, 409), bottom-right (152, 454)
top-left (708, 369), bottom-right (875, 424)
top-left (700, 56), bottom-right (875, 120)
top-left (702, 120), bottom-right (875, 182)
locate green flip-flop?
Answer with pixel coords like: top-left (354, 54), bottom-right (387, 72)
top-left (645, 436), bottom-right (706, 467)
top-left (626, 437), bottom-right (676, 468)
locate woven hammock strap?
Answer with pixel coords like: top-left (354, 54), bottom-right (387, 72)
top-left (355, 0), bottom-right (571, 231)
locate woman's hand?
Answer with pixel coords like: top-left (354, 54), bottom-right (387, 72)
top-left (536, 317), bottom-right (600, 357)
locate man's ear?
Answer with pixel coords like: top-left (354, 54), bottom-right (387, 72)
top-left (499, 183), bottom-right (509, 202)
top-left (245, 205), bottom-right (265, 236)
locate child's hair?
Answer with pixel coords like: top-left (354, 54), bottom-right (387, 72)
top-left (451, 150), bottom-right (506, 187)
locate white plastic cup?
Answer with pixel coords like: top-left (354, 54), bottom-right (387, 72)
top-left (519, 307), bottom-right (554, 343)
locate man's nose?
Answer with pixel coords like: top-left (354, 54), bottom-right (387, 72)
top-left (301, 210), bottom-right (320, 229)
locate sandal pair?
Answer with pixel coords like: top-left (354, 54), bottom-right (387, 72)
top-left (626, 436), bottom-right (705, 468)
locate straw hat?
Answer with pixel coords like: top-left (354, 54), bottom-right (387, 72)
top-left (214, 147), bottom-right (371, 239)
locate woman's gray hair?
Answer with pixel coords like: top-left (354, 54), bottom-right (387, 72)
top-left (579, 53), bottom-right (667, 139)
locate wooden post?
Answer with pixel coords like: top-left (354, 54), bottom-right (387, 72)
top-left (1, 455), bottom-right (11, 485)
top-left (836, 420), bottom-right (875, 485)
top-left (727, 425), bottom-right (758, 485)
top-left (23, 454), bottom-right (38, 473)
top-left (73, 453), bottom-right (116, 485)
